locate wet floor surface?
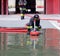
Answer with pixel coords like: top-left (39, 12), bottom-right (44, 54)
top-left (0, 29), bottom-right (59, 56)
top-left (0, 44), bottom-right (59, 56)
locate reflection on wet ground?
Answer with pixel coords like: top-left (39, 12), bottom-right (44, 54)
top-left (0, 46), bottom-right (59, 56)
top-left (0, 29), bottom-right (59, 56)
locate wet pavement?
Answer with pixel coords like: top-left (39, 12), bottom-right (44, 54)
top-left (0, 29), bottom-right (59, 56)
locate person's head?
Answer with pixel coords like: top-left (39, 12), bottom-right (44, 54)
top-left (34, 14), bottom-right (39, 20)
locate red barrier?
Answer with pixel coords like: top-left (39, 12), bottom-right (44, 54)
top-left (30, 31), bottom-right (40, 40)
top-left (30, 31), bottom-right (40, 36)
top-left (0, 28), bottom-right (28, 33)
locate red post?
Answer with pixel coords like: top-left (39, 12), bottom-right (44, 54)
top-left (1, 0), bottom-right (8, 15)
top-left (6, 0), bottom-right (8, 15)
top-left (1, 0), bottom-right (4, 15)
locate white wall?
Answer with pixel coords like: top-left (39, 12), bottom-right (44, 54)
top-left (8, 0), bottom-right (15, 8)
top-left (36, 0), bottom-right (44, 12)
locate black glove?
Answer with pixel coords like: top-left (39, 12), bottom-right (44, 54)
top-left (39, 25), bottom-right (41, 29)
top-left (37, 25), bottom-right (41, 31)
